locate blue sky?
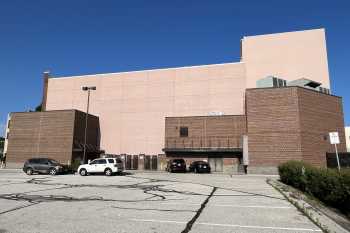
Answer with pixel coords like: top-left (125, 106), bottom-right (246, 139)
top-left (1, 0), bottom-right (350, 133)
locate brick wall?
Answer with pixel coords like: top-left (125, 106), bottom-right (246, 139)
top-left (5, 110), bottom-right (99, 167)
top-left (246, 87), bottom-right (346, 170)
top-left (298, 88), bottom-right (346, 166)
top-left (165, 115), bottom-right (247, 149)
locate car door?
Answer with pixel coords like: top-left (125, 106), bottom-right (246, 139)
top-left (96, 159), bottom-right (107, 173)
top-left (87, 159), bottom-right (98, 173)
top-left (36, 159), bottom-right (49, 172)
top-left (31, 159), bottom-right (41, 171)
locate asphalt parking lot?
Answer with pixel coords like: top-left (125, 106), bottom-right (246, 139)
top-left (0, 170), bottom-right (321, 233)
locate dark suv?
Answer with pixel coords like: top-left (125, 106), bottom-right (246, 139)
top-left (23, 158), bottom-right (66, 175)
top-left (166, 159), bottom-right (186, 173)
top-left (189, 161), bottom-right (211, 173)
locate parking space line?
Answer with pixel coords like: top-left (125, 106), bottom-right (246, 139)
top-left (130, 218), bottom-right (187, 225)
top-left (130, 218), bottom-right (322, 232)
top-left (208, 204), bottom-right (292, 209)
top-left (197, 222), bottom-right (322, 232)
top-left (161, 202), bottom-right (292, 209)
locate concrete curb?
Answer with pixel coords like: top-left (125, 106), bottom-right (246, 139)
top-left (267, 179), bottom-right (350, 233)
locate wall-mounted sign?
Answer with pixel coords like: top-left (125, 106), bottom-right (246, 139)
top-left (329, 132), bottom-right (340, 144)
top-left (208, 111), bottom-right (224, 116)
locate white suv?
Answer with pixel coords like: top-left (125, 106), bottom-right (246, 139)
top-left (78, 158), bottom-right (124, 176)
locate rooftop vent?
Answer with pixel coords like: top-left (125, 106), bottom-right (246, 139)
top-left (288, 78), bottom-right (321, 89)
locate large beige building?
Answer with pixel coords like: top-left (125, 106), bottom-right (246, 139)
top-left (5, 28), bottom-right (346, 173)
top-left (44, 28), bottom-right (330, 156)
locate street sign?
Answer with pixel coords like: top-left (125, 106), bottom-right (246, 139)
top-left (329, 132), bottom-right (340, 144)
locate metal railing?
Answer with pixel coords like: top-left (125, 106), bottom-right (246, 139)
top-left (165, 136), bottom-right (242, 149)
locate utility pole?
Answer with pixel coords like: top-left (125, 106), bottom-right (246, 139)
top-left (82, 86), bottom-right (96, 163)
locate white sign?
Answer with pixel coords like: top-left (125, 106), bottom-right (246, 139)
top-left (208, 111), bottom-right (224, 116)
top-left (329, 132), bottom-right (340, 144)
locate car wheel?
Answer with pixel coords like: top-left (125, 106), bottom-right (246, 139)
top-left (79, 168), bottom-right (87, 176)
top-left (105, 168), bottom-right (112, 176)
top-left (25, 168), bottom-right (33, 175)
top-left (49, 168), bottom-right (57, 176)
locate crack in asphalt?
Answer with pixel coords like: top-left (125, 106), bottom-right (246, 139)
top-left (0, 202), bottom-right (39, 215)
top-left (0, 174), bottom-right (284, 233)
top-left (128, 175), bottom-right (285, 200)
top-left (181, 187), bottom-right (217, 233)
top-left (0, 176), bottom-right (208, 217)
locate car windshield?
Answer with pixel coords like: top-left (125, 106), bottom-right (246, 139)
top-left (196, 161), bottom-right (208, 165)
top-left (172, 159), bottom-right (184, 163)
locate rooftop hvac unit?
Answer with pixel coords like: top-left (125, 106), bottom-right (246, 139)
top-left (256, 76), bottom-right (287, 88)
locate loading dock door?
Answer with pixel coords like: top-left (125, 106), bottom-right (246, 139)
top-left (151, 156), bottom-right (158, 170)
top-left (132, 155), bottom-right (138, 170)
top-left (144, 156), bottom-right (151, 170)
top-left (126, 155), bottom-right (132, 170)
top-left (208, 157), bottom-right (223, 172)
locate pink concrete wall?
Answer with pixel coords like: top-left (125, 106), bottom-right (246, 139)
top-left (46, 63), bottom-right (246, 155)
top-left (46, 28), bottom-right (331, 155)
top-left (241, 28), bottom-right (330, 88)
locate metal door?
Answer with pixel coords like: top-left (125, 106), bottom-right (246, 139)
top-left (215, 158), bottom-right (223, 172)
top-left (208, 158), bottom-right (215, 172)
top-left (144, 156), bottom-right (151, 170)
top-left (151, 156), bottom-right (157, 170)
top-left (208, 157), bottom-right (223, 172)
top-left (126, 155), bottom-right (132, 170)
top-left (132, 155), bottom-right (138, 170)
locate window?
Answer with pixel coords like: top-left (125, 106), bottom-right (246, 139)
top-left (48, 159), bottom-right (59, 165)
top-left (90, 160), bottom-right (98, 165)
top-left (97, 159), bottom-right (107, 164)
top-left (108, 159), bottom-right (114, 164)
top-left (38, 158), bottom-right (48, 164)
top-left (29, 159), bottom-right (39, 163)
top-left (180, 127), bottom-right (188, 137)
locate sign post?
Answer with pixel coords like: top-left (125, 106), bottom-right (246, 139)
top-left (329, 132), bottom-right (340, 171)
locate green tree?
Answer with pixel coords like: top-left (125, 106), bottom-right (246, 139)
top-left (35, 103), bottom-right (42, 112)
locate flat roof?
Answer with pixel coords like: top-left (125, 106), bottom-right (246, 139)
top-left (246, 86), bottom-right (341, 99)
top-left (51, 61), bottom-right (243, 80)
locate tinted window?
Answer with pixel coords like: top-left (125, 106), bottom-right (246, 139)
top-left (29, 159), bottom-right (38, 163)
top-left (97, 159), bottom-right (107, 164)
top-left (196, 161), bottom-right (208, 165)
top-left (48, 159), bottom-right (59, 164)
top-left (90, 160), bottom-right (98, 165)
top-left (38, 158), bottom-right (48, 164)
top-left (173, 159), bottom-right (185, 163)
top-left (108, 159), bottom-right (114, 163)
